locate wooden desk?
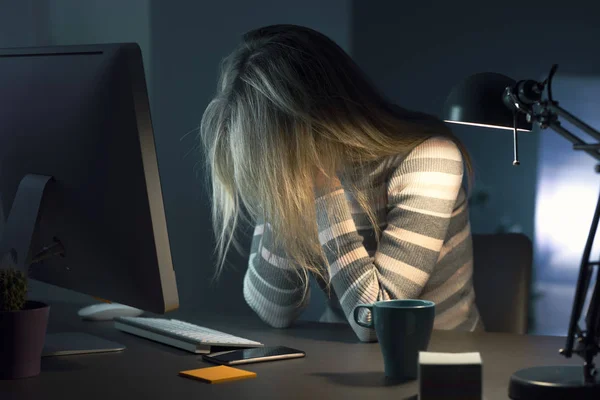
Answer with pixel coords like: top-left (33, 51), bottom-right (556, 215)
top-left (0, 301), bottom-right (581, 400)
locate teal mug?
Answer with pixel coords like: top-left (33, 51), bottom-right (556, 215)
top-left (353, 299), bottom-right (435, 381)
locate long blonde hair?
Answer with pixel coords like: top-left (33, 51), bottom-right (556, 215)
top-left (200, 24), bottom-right (471, 287)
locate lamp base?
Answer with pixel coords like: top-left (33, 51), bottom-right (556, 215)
top-left (508, 365), bottom-right (600, 399)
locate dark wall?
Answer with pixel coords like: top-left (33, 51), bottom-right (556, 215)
top-left (0, 0), bottom-right (47, 47)
top-left (46, 0), bottom-right (151, 79)
top-left (149, 0), bottom-right (349, 315)
top-left (352, 0), bottom-right (600, 239)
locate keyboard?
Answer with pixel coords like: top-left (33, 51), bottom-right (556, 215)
top-left (114, 316), bottom-right (264, 354)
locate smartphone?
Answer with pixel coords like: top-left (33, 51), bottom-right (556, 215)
top-left (202, 346), bottom-right (305, 365)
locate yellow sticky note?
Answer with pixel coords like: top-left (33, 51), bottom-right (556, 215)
top-left (179, 365), bottom-right (256, 384)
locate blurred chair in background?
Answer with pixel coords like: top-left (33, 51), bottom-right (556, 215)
top-left (472, 233), bottom-right (533, 334)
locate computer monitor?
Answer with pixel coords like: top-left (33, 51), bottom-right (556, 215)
top-left (0, 43), bottom-right (179, 319)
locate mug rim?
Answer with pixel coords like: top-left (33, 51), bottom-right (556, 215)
top-left (372, 299), bottom-right (435, 309)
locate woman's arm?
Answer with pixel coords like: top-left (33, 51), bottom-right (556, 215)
top-left (317, 136), bottom-right (464, 342)
top-left (243, 222), bottom-right (311, 328)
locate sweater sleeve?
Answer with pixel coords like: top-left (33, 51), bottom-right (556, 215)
top-left (243, 221), bottom-right (310, 328)
top-left (316, 136), bottom-right (464, 342)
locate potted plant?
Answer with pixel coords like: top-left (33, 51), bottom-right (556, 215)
top-left (0, 250), bottom-right (50, 379)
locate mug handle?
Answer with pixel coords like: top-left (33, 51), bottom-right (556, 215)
top-left (353, 304), bottom-right (374, 328)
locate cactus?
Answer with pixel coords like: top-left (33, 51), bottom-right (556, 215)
top-left (0, 250), bottom-right (28, 312)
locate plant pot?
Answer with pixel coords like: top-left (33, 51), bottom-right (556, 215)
top-left (0, 300), bottom-right (50, 379)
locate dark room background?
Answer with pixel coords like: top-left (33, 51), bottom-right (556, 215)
top-left (1, 0), bottom-right (598, 335)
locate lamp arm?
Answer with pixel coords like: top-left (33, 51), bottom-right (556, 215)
top-left (551, 103), bottom-right (600, 143)
top-left (558, 186), bottom-right (600, 383)
top-left (535, 105), bottom-right (600, 382)
top-left (585, 263), bottom-right (600, 367)
top-left (528, 101), bottom-right (600, 160)
top-left (588, 273), bottom-right (600, 356)
top-left (546, 117), bottom-right (600, 161)
top-left (506, 63), bottom-right (600, 160)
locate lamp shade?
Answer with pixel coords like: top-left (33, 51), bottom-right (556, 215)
top-left (443, 72), bottom-right (532, 132)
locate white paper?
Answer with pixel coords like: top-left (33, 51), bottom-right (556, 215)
top-left (419, 351), bottom-right (482, 365)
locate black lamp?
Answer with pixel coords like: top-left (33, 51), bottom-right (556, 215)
top-left (443, 65), bottom-right (600, 399)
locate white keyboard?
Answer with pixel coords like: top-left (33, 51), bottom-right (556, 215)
top-left (114, 317), bottom-right (263, 354)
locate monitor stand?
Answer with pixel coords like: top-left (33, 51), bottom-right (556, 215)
top-left (0, 174), bottom-right (126, 357)
top-left (42, 302), bottom-right (142, 356)
top-left (43, 332), bottom-right (125, 357)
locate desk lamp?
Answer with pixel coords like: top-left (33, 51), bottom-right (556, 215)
top-left (443, 65), bottom-right (600, 399)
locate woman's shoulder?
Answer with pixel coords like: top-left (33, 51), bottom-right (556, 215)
top-left (405, 135), bottom-right (462, 162)
top-left (345, 136), bottom-right (463, 187)
top-left (383, 135), bottom-right (463, 171)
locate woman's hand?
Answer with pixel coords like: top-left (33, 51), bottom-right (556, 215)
top-left (313, 169), bottom-right (342, 196)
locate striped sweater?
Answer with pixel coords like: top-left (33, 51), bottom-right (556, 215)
top-left (243, 136), bottom-right (482, 342)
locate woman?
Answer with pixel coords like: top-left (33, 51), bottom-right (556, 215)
top-left (200, 24), bottom-right (482, 342)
